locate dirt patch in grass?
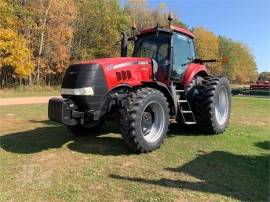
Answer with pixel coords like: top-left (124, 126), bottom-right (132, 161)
top-left (0, 96), bottom-right (60, 106)
top-left (0, 117), bottom-right (30, 134)
top-left (16, 151), bottom-right (88, 189)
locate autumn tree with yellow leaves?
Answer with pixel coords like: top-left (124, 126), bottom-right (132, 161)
top-left (0, 0), bottom-right (258, 87)
top-left (26, 0), bottom-right (76, 84)
top-left (124, 0), bottom-right (188, 31)
top-left (193, 27), bottom-right (221, 75)
top-left (0, 29), bottom-right (34, 78)
top-left (0, 0), bottom-right (34, 86)
top-left (193, 27), bottom-right (257, 82)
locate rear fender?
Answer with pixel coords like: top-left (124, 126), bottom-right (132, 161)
top-left (182, 63), bottom-right (208, 86)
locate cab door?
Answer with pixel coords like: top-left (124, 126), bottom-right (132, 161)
top-left (171, 33), bottom-right (195, 81)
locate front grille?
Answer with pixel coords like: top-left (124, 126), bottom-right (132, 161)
top-left (62, 64), bottom-right (106, 89)
top-left (61, 63), bottom-right (108, 111)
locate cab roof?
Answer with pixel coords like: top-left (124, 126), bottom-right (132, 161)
top-left (138, 25), bottom-right (195, 39)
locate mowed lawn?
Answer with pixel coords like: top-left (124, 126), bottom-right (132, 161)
top-left (0, 97), bottom-right (269, 201)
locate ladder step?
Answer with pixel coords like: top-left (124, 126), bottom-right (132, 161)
top-left (181, 110), bottom-right (192, 113)
top-left (184, 121), bottom-right (196, 125)
top-left (176, 89), bottom-right (185, 93)
top-left (178, 100), bottom-right (187, 103)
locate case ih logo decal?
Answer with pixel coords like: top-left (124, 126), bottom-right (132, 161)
top-left (106, 61), bottom-right (150, 71)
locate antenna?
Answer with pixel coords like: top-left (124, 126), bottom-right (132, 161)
top-left (156, 23), bottom-right (160, 37)
top-left (168, 13), bottom-right (174, 28)
top-left (131, 18), bottom-right (137, 39)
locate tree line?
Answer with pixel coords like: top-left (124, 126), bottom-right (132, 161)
top-left (0, 0), bottom-right (258, 87)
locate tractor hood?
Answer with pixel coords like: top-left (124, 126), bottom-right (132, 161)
top-left (61, 57), bottom-right (153, 113)
top-left (80, 57), bottom-right (153, 89)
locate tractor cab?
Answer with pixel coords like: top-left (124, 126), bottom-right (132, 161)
top-left (132, 26), bottom-right (196, 82)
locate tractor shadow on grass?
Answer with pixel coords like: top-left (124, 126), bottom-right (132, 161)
top-left (254, 141), bottom-right (270, 150)
top-left (0, 120), bottom-right (131, 156)
top-left (110, 150), bottom-right (270, 201)
top-left (1, 120), bottom-right (206, 156)
top-left (167, 123), bottom-right (205, 137)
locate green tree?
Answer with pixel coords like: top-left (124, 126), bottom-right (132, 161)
top-left (71, 0), bottom-right (131, 61)
top-left (124, 0), bottom-right (152, 31)
top-left (218, 36), bottom-right (240, 80)
top-left (219, 36), bottom-right (257, 83)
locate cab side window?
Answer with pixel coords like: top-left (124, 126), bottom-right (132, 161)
top-left (171, 33), bottom-right (195, 80)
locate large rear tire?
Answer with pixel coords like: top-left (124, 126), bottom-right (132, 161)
top-left (187, 76), bottom-right (231, 134)
top-left (120, 88), bottom-right (170, 153)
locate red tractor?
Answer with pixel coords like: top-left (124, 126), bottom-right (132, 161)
top-left (48, 18), bottom-right (231, 153)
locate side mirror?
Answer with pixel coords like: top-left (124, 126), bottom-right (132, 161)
top-left (121, 32), bottom-right (128, 57)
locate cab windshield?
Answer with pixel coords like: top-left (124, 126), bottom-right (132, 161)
top-left (133, 33), bottom-right (170, 66)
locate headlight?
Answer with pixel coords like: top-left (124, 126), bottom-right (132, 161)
top-left (61, 87), bottom-right (94, 96)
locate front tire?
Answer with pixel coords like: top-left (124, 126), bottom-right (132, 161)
top-left (120, 88), bottom-right (170, 153)
top-left (187, 76), bottom-right (231, 134)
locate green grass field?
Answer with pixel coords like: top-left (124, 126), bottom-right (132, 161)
top-left (0, 97), bottom-right (269, 201)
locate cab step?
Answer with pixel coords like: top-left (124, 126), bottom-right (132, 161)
top-left (175, 89), bottom-right (185, 93)
top-left (184, 121), bottom-right (196, 125)
top-left (178, 100), bottom-right (187, 103)
top-left (181, 110), bottom-right (193, 113)
top-left (175, 87), bottom-right (197, 125)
